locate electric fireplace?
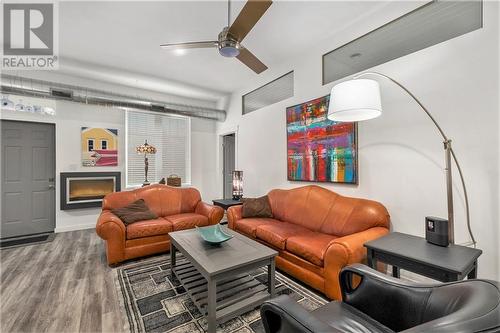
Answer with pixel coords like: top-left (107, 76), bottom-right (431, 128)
top-left (60, 172), bottom-right (121, 210)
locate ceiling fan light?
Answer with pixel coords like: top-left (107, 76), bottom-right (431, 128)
top-left (219, 46), bottom-right (240, 57)
top-left (218, 39), bottom-right (240, 57)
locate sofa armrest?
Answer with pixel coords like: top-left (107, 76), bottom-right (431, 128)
top-left (227, 205), bottom-right (242, 230)
top-left (261, 295), bottom-right (339, 333)
top-left (323, 227), bottom-right (389, 300)
top-left (195, 201), bottom-right (224, 225)
top-left (96, 210), bottom-right (126, 265)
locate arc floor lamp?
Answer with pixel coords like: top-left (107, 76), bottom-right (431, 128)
top-left (328, 72), bottom-right (476, 246)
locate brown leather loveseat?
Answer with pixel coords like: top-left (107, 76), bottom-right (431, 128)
top-left (227, 185), bottom-right (390, 300)
top-left (97, 184), bottom-right (224, 265)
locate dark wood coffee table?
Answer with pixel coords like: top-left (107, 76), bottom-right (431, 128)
top-left (169, 226), bottom-right (278, 333)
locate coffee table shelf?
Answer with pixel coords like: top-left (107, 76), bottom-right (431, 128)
top-left (172, 259), bottom-right (270, 322)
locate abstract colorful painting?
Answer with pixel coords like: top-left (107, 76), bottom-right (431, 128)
top-left (81, 127), bottom-right (118, 167)
top-left (287, 95), bottom-right (357, 184)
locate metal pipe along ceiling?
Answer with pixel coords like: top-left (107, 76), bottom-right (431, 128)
top-left (0, 75), bottom-right (226, 121)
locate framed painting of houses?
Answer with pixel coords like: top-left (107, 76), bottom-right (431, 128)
top-left (81, 127), bottom-right (118, 167)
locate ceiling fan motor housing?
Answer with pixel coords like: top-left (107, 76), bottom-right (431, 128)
top-left (218, 27), bottom-right (240, 57)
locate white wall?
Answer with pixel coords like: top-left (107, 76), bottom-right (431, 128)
top-left (1, 73), bottom-right (220, 232)
top-left (1, 99), bottom-right (124, 232)
top-left (217, 2), bottom-right (499, 280)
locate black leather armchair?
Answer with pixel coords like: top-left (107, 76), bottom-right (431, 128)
top-left (261, 264), bottom-right (500, 333)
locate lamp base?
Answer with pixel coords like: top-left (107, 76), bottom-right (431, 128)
top-left (142, 181), bottom-right (151, 187)
top-left (232, 195), bottom-right (242, 201)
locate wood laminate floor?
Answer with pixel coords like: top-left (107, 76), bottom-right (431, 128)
top-left (0, 229), bottom-right (125, 333)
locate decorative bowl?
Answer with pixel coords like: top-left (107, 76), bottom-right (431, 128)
top-left (196, 224), bottom-right (233, 245)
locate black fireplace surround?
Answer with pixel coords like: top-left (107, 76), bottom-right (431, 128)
top-left (60, 172), bottom-right (121, 210)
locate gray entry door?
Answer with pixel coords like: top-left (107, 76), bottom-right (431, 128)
top-left (223, 134), bottom-right (235, 199)
top-left (1, 120), bottom-right (55, 239)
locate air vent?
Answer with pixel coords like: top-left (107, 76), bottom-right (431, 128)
top-left (243, 71), bottom-right (294, 115)
top-left (323, 1), bottom-right (483, 84)
top-left (50, 88), bottom-right (73, 99)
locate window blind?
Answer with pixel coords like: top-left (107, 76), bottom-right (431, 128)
top-left (126, 110), bottom-right (190, 187)
top-left (242, 71), bottom-right (294, 115)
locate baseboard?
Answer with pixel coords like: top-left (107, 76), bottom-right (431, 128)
top-left (55, 223), bottom-right (95, 233)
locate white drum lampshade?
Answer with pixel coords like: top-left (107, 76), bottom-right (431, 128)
top-left (327, 79), bottom-right (382, 122)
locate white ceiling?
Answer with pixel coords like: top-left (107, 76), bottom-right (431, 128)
top-left (58, 1), bottom-right (393, 98)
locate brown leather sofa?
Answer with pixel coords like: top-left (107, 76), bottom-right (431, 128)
top-left (227, 185), bottom-right (390, 300)
top-left (96, 184), bottom-right (224, 265)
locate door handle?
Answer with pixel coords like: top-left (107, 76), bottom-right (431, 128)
top-left (48, 184), bottom-right (55, 189)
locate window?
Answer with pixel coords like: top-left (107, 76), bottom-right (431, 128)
top-left (126, 110), bottom-right (190, 187)
top-left (101, 140), bottom-right (108, 150)
top-left (87, 139), bottom-right (94, 151)
top-left (242, 71), bottom-right (294, 115)
top-left (322, 1), bottom-right (482, 84)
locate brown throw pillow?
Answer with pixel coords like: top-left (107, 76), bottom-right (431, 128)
top-left (242, 196), bottom-right (273, 218)
top-left (111, 199), bottom-right (158, 225)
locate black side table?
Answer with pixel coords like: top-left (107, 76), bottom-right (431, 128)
top-left (212, 199), bottom-right (242, 210)
top-left (212, 199), bottom-right (242, 225)
top-left (364, 232), bottom-right (482, 282)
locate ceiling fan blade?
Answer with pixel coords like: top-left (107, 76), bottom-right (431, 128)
top-left (236, 48), bottom-right (268, 74)
top-left (160, 41), bottom-right (218, 50)
top-left (228, 0), bottom-right (272, 42)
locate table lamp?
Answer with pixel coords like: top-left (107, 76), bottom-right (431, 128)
top-left (135, 140), bottom-right (157, 186)
top-left (232, 171), bottom-right (243, 200)
top-left (327, 72), bottom-right (475, 246)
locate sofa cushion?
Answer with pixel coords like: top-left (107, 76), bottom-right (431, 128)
top-left (126, 218), bottom-right (172, 239)
top-left (312, 301), bottom-right (394, 333)
top-left (241, 196), bottom-right (273, 218)
top-left (234, 218), bottom-right (278, 237)
top-left (256, 222), bottom-right (312, 250)
top-left (165, 213), bottom-right (208, 231)
top-left (111, 199), bottom-right (158, 225)
top-left (286, 232), bottom-right (337, 266)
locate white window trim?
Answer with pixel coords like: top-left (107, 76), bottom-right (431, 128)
top-left (125, 109), bottom-right (191, 189)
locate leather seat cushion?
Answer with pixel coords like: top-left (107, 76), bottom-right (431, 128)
top-left (256, 222), bottom-right (312, 250)
top-left (165, 213), bottom-right (209, 231)
top-left (286, 232), bottom-right (337, 266)
top-left (312, 301), bottom-right (394, 333)
top-left (234, 218), bottom-right (279, 238)
top-left (126, 218), bottom-right (172, 240)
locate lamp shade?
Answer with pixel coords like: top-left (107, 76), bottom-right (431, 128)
top-left (136, 140), bottom-right (157, 155)
top-left (327, 79), bottom-right (382, 122)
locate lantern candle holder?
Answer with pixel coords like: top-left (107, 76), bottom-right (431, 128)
top-left (232, 170), bottom-right (243, 200)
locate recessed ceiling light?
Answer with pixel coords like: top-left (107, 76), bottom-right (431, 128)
top-left (174, 49), bottom-right (186, 56)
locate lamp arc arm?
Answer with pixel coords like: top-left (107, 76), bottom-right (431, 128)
top-left (354, 71), bottom-right (476, 246)
top-left (354, 72), bottom-right (448, 141)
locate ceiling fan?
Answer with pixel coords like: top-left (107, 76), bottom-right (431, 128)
top-left (160, 0), bottom-right (272, 74)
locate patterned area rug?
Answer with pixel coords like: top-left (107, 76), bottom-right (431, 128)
top-left (115, 255), bottom-right (328, 333)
